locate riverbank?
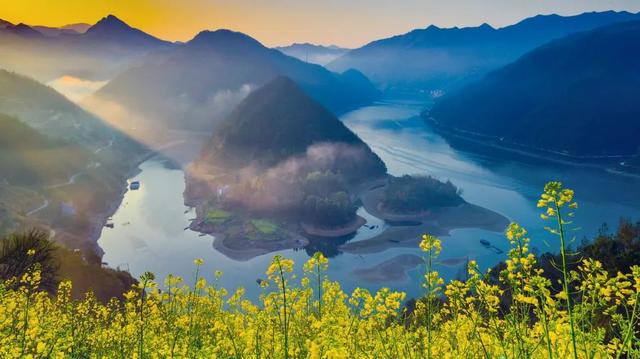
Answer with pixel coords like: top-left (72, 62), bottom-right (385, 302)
top-left (424, 114), bottom-right (640, 177)
top-left (83, 150), bottom-right (158, 258)
top-left (212, 234), bottom-right (309, 262)
top-left (190, 219), bottom-right (309, 261)
top-left (358, 175), bottom-right (508, 227)
top-left (91, 135), bottom-right (209, 260)
top-left (339, 202), bottom-right (508, 255)
top-left (184, 169), bottom-right (508, 260)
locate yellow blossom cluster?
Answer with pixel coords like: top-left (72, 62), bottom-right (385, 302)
top-left (0, 183), bottom-right (639, 358)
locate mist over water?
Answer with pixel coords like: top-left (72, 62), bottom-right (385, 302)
top-left (98, 99), bottom-right (640, 301)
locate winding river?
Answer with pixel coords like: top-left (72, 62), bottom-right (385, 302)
top-left (98, 99), bottom-right (640, 301)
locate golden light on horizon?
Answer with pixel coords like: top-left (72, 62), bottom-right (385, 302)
top-left (3, 0), bottom-right (640, 47)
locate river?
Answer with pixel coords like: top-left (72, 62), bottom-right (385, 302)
top-left (98, 99), bottom-right (640, 301)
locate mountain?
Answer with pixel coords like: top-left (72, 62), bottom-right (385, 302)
top-left (428, 20), bottom-right (640, 158)
top-left (3, 23), bottom-right (46, 39)
top-left (275, 43), bottom-right (349, 65)
top-left (0, 69), bottom-right (145, 179)
top-left (0, 15), bottom-right (172, 81)
top-left (200, 76), bottom-right (386, 178)
top-left (92, 29), bottom-right (380, 134)
top-left (188, 77), bottom-right (386, 231)
top-left (0, 113), bottom-right (90, 186)
top-left (0, 19), bottom-right (14, 29)
top-left (0, 112), bottom-right (94, 235)
top-left (0, 69), bottom-right (117, 150)
top-left (32, 25), bottom-right (79, 37)
top-left (60, 23), bottom-right (91, 34)
top-left (77, 15), bottom-right (170, 50)
top-left (328, 11), bottom-right (640, 92)
top-left (0, 70), bottom-right (146, 250)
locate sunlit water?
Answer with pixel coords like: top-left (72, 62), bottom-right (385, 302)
top-left (98, 99), bottom-right (640, 301)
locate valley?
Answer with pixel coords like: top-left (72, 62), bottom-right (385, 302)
top-left (2, 11), bottom-right (639, 301)
top-left (3, 5), bottom-right (640, 356)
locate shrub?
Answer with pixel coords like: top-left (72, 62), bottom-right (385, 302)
top-left (382, 175), bottom-right (464, 214)
top-left (302, 191), bottom-right (357, 228)
top-left (0, 229), bottom-right (58, 292)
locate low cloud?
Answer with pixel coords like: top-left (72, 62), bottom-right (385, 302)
top-left (47, 76), bottom-right (108, 103)
top-left (82, 84), bottom-right (256, 163)
top-left (225, 142), bottom-right (373, 212)
top-left (187, 84), bottom-right (255, 126)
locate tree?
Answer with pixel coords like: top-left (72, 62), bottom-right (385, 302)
top-left (0, 229), bottom-right (59, 292)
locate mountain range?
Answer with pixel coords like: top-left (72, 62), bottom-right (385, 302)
top-left (0, 15), bottom-right (172, 81)
top-left (428, 19), bottom-right (640, 158)
top-left (275, 43), bottom-right (349, 65)
top-left (328, 11), bottom-right (640, 93)
top-left (0, 18), bottom-right (90, 35)
top-left (92, 29), bottom-right (380, 134)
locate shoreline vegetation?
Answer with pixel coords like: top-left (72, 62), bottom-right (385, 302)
top-left (1, 182), bottom-right (639, 357)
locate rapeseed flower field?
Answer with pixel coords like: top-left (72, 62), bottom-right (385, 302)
top-left (1, 182), bottom-right (638, 358)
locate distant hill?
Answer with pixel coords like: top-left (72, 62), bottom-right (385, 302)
top-left (275, 43), bottom-right (349, 65)
top-left (93, 29), bottom-right (380, 132)
top-left (0, 69), bottom-right (145, 174)
top-left (428, 20), bottom-right (640, 158)
top-left (32, 25), bottom-right (79, 37)
top-left (3, 23), bottom-right (45, 39)
top-left (0, 69), bottom-right (118, 151)
top-left (0, 15), bottom-right (172, 81)
top-left (0, 19), bottom-right (13, 29)
top-left (61, 23), bottom-right (91, 34)
top-left (76, 15), bottom-right (170, 50)
top-left (0, 70), bottom-right (146, 248)
top-left (0, 113), bottom-right (90, 186)
top-left (200, 76), bottom-right (386, 178)
top-left (0, 112), bottom-right (93, 235)
top-left (328, 11), bottom-right (640, 92)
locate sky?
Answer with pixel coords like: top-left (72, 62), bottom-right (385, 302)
top-left (3, 0), bottom-right (640, 47)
